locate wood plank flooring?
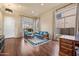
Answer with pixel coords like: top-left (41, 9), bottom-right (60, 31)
top-left (2, 38), bottom-right (59, 56)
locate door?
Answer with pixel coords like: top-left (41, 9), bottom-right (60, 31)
top-left (4, 16), bottom-right (16, 38)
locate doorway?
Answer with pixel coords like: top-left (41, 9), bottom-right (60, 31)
top-left (4, 16), bottom-right (16, 38)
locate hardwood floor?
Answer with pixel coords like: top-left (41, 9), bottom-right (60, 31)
top-left (2, 38), bottom-right (59, 56)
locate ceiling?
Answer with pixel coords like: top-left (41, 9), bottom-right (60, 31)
top-left (1, 3), bottom-right (67, 18)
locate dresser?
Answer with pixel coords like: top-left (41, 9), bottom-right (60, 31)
top-left (59, 35), bottom-right (79, 56)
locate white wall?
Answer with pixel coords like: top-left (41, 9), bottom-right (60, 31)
top-left (39, 4), bottom-right (69, 40)
top-left (40, 11), bottom-right (54, 40)
top-left (15, 15), bottom-right (22, 38)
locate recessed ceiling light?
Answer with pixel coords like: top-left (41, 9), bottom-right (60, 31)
top-left (18, 5), bottom-right (21, 8)
top-left (32, 11), bottom-right (34, 14)
top-left (41, 3), bottom-right (44, 6)
top-left (7, 4), bottom-right (11, 6)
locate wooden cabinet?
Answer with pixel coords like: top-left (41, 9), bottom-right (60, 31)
top-left (59, 38), bottom-right (76, 56)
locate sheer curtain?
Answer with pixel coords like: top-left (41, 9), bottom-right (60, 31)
top-left (4, 16), bottom-right (16, 38)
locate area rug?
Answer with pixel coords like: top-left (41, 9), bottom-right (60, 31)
top-left (25, 38), bottom-right (49, 47)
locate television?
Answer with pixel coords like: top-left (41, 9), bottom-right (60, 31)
top-left (60, 28), bottom-right (74, 36)
top-left (27, 28), bottom-right (33, 32)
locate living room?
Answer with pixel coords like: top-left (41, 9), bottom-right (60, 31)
top-left (0, 3), bottom-right (79, 56)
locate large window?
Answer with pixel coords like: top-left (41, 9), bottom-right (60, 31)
top-left (21, 17), bottom-right (40, 32)
top-left (22, 17), bottom-right (34, 29)
top-left (54, 4), bottom-right (77, 40)
top-left (4, 16), bottom-right (16, 38)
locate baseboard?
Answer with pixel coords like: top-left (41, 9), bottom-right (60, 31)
top-left (5, 37), bottom-right (22, 39)
top-left (52, 39), bottom-right (58, 41)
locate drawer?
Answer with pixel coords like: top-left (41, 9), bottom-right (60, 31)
top-left (59, 51), bottom-right (68, 56)
top-left (60, 42), bottom-right (73, 48)
top-left (60, 38), bottom-right (73, 44)
top-left (60, 46), bottom-right (73, 55)
top-left (60, 45), bottom-right (73, 51)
